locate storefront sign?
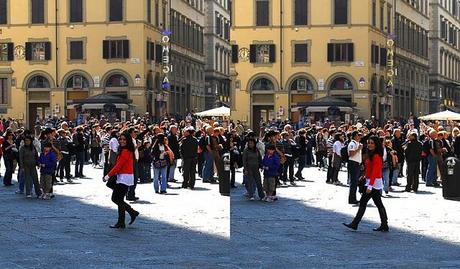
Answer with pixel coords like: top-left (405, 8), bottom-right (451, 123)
top-left (386, 38), bottom-right (395, 89)
top-left (161, 30), bottom-right (173, 90)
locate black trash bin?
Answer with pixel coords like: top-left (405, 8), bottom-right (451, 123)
top-left (442, 157), bottom-right (460, 198)
top-left (219, 153), bottom-right (230, 196)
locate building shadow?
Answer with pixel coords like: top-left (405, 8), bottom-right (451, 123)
top-left (230, 184), bottom-right (460, 268)
top-left (0, 186), bottom-right (231, 269)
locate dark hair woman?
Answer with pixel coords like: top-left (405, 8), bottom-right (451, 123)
top-left (242, 138), bottom-right (264, 201)
top-left (343, 135), bottom-right (389, 232)
top-left (3, 131), bottom-right (17, 186)
top-left (103, 132), bottom-right (139, 229)
top-left (19, 135), bottom-right (41, 198)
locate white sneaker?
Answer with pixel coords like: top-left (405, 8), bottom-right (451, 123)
top-left (26, 194), bottom-right (32, 198)
top-left (249, 197), bottom-right (255, 201)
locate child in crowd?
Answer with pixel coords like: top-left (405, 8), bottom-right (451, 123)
top-left (262, 145), bottom-right (280, 202)
top-left (38, 142), bottom-right (57, 200)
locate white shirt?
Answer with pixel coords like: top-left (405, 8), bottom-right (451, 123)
top-left (159, 145), bottom-right (165, 159)
top-left (366, 178), bottom-right (383, 190)
top-left (109, 137), bottom-right (119, 152)
top-left (133, 138), bottom-right (139, 160)
top-left (117, 174), bottom-right (134, 186)
top-left (333, 141), bottom-right (343, 155)
top-left (348, 140), bottom-right (362, 164)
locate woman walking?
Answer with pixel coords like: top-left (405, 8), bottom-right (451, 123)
top-left (242, 138), bottom-right (264, 201)
top-left (103, 132), bottom-right (139, 229)
top-left (19, 136), bottom-right (41, 198)
top-left (343, 136), bottom-right (389, 232)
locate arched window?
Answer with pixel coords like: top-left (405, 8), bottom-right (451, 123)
top-left (330, 77), bottom-right (353, 90)
top-left (290, 77), bottom-right (313, 92)
top-left (66, 75), bottom-right (89, 89)
top-left (27, 75), bottom-right (50, 88)
top-left (251, 78), bottom-right (274, 91)
top-left (106, 74), bottom-right (129, 87)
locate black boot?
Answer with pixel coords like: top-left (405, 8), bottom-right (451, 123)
top-left (112, 204), bottom-right (126, 228)
top-left (129, 209), bottom-right (139, 225)
top-left (375, 205), bottom-right (389, 232)
top-left (373, 224), bottom-right (389, 232)
top-left (110, 223), bottom-right (126, 229)
top-left (342, 222), bottom-right (358, 230)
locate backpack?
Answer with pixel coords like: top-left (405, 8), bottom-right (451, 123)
top-left (340, 141), bottom-right (350, 163)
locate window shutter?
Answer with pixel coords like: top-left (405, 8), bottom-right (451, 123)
top-left (327, 43), bottom-right (334, 62)
top-left (44, 42), bottom-right (52, 60)
top-left (269, 44), bottom-right (276, 62)
top-left (374, 45), bottom-right (379, 64)
top-left (102, 40), bottom-right (109, 59)
top-left (150, 42), bottom-right (155, 61)
top-left (371, 45), bottom-right (375, 63)
top-left (7, 42), bottom-right (14, 61)
top-left (231, 44), bottom-right (239, 63)
top-left (155, 44), bottom-right (162, 63)
top-left (25, 42), bottom-right (32, 61)
top-left (249, 44), bottom-right (256, 63)
top-left (347, 43), bottom-right (354, 62)
top-left (380, 47), bottom-right (387, 65)
top-left (146, 41), bottom-right (150, 60)
top-left (122, 40), bottom-right (129, 58)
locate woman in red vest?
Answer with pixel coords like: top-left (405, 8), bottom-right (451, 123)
top-left (343, 135), bottom-right (389, 232)
top-left (104, 132), bottom-right (139, 229)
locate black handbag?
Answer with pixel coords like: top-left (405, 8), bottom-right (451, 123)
top-left (106, 175), bottom-right (117, 189)
top-left (358, 176), bottom-right (366, 194)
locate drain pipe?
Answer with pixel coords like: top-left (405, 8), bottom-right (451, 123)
top-left (280, 0), bottom-right (286, 119)
top-left (55, 0), bottom-right (61, 115)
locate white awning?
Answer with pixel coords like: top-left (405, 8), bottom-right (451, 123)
top-left (419, 110), bottom-right (460, 121)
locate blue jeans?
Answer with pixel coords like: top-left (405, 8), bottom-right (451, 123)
top-left (153, 166), bottom-right (168, 192)
top-left (426, 155), bottom-right (437, 186)
top-left (168, 162), bottom-right (176, 180)
top-left (75, 151), bottom-right (85, 177)
top-left (202, 152), bottom-right (214, 181)
top-left (382, 167), bottom-right (390, 193)
top-left (17, 169), bottom-right (25, 193)
top-left (391, 167), bottom-right (399, 185)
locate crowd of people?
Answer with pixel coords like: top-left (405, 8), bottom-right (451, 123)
top-left (1, 112), bottom-right (459, 228)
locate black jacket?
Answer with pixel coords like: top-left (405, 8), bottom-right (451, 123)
top-left (180, 136), bottom-right (198, 159)
top-left (168, 133), bottom-right (181, 159)
top-left (404, 140), bottom-right (422, 163)
top-left (454, 137), bottom-right (460, 158)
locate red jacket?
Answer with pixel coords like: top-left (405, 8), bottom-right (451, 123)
top-left (108, 149), bottom-right (134, 177)
top-left (365, 154), bottom-right (383, 187)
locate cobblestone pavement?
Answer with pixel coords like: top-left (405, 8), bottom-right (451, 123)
top-left (1, 164), bottom-right (460, 268)
top-left (231, 166), bottom-right (460, 268)
top-left (0, 165), bottom-right (229, 269)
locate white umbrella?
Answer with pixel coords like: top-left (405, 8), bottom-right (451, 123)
top-left (419, 110), bottom-right (460, 121)
top-left (195, 106), bottom-right (230, 117)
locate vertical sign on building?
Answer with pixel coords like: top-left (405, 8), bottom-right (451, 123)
top-left (161, 30), bottom-right (173, 90)
top-left (386, 38), bottom-right (395, 93)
